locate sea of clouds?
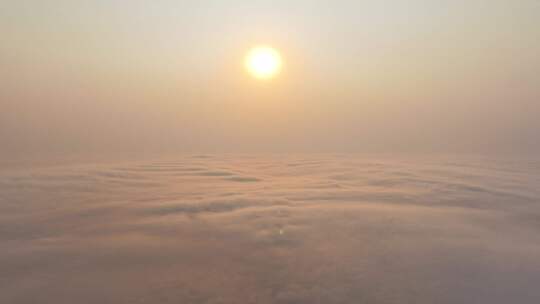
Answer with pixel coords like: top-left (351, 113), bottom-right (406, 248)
top-left (1, 154), bottom-right (540, 303)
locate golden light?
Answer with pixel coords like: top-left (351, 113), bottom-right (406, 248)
top-left (245, 46), bottom-right (282, 80)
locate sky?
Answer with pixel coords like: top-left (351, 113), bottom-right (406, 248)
top-left (1, 0), bottom-right (539, 158)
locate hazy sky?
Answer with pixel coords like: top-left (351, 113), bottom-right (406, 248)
top-left (1, 0), bottom-right (539, 157)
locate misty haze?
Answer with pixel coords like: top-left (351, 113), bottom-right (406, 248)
top-left (1, 1), bottom-right (539, 303)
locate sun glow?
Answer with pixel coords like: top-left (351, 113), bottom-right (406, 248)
top-left (245, 46), bottom-right (282, 80)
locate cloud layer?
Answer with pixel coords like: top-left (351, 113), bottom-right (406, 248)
top-left (1, 155), bottom-right (540, 303)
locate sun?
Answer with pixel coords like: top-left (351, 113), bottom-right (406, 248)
top-left (245, 46), bottom-right (282, 80)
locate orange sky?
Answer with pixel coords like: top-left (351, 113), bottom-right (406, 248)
top-left (1, 1), bottom-right (539, 157)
